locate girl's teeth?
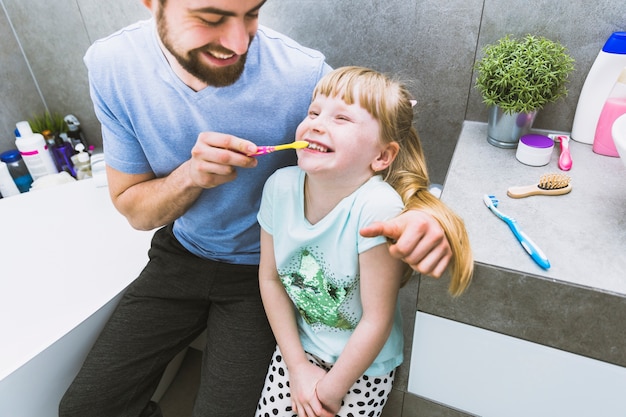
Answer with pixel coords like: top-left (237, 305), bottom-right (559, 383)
top-left (307, 143), bottom-right (328, 152)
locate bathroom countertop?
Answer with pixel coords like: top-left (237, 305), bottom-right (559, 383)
top-left (441, 121), bottom-right (626, 296)
top-left (415, 121), bottom-right (626, 370)
top-left (409, 122), bottom-right (626, 417)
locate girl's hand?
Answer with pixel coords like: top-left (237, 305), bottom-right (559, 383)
top-left (314, 377), bottom-right (343, 416)
top-left (289, 361), bottom-right (328, 417)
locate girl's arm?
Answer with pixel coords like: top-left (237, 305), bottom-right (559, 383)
top-left (314, 243), bottom-right (406, 413)
top-left (258, 229), bottom-right (328, 417)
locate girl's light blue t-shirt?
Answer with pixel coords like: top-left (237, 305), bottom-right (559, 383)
top-left (84, 19), bottom-right (330, 264)
top-left (258, 167), bottom-right (405, 375)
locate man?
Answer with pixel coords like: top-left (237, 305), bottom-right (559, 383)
top-left (59, 1), bottom-right (452, 416)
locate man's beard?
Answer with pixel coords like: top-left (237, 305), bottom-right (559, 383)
top-left (157, 13), bottom-right (249, 87)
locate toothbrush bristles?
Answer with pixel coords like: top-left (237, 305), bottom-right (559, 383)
top-left (537, 173), bottom-right (570, 190)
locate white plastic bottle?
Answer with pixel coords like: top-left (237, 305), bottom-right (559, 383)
top-left (0, 161), bottom-right (20, 197)
top-left (72, 143), bottom-right (92, 180)
top-left (571, 32), bottom-right (626, 144)
top-left (15, 120), bottom-right (58, 180)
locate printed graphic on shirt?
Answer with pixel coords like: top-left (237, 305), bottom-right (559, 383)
top-left (279, 249), bottom-right (357, 330)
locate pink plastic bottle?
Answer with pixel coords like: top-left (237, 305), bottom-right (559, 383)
top-left (593, 67), bottom-right (626, 156)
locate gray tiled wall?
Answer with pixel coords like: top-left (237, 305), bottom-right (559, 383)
top-left (2, 2), bottom-right (624, 414)
top-left (0, 0), bottom-right (149, 153)
top-left (1, 0), bottom-right (624, 183)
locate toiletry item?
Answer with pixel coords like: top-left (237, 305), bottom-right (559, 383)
top-left (251, 141), bottom-right (309, 156)
top-left (507, 173), bottom-right (572, 198)
top-left (571, 32), bottom-right (626, 144)
top-left (90, 151), bottom-right (108, 187)
top-left (29, 171), bottom-right (76, 191)
top-left (483, 194), bottom-right (550, 269)
top-left (14, 121), bottom-right (58, 180)
top-left (72, 143), bottom-right (92, 180)
top-left (515, 134), bottom-right (554, 166)
top-left (611, 113), bottom-right (626, 165)
top-left (0, 149), bottom-right (33, 193)
top-left (52, 134), bottom-right (77, 177)
top-left (593, 67), bottom-right (626, 156)
top-left (557, 135), bottom-right (573, 170)
top-left (0, 161), bottom-right (20, 197)
top-left (42, 130), bottom-right (75, 176)
top-left (41, 129), bottom-right (56, 148)
top-left (548, 134), bottom-right (573, 171)
top-left (64, 114), bottom-right (88, 149)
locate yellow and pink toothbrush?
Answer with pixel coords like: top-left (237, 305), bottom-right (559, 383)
top-left (251, 141), bottom-right (309, 156)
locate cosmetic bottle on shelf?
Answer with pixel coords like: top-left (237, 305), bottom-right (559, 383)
top-left (43, 130), bottom-right (77, 177)
top-left (0, 161), bottom-right (20, 197)
top-left (593, 67), bottom-right (626, 156)
top-left (0, 149), bottom-right (33, 193)
top-left (14, 121), bottom-right (58, 180)
top-left (72, 143), bottom-right (92, 180)
top-left (64, 114), bottom-right (89, 149)
top-left (571, 32), bottom-right (626, 144)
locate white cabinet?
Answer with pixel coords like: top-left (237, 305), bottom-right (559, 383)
top-left (0, 180), bottom-right (154, 416)
top-left (409, 312), bottom-right (626, 417)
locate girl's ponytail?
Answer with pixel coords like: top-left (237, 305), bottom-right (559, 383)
top-left (387, 128), bottom-right (473, 296)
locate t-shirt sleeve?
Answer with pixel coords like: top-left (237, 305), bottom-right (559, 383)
top-left (84, 44), bottom-right (152, 175)
top-left (257, 171), bottom-right (277, 235)
top-left (356, 185), bottom-right (404, 254)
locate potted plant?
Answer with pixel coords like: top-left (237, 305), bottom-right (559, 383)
top-left (474, 34), bottom-right (575, 148)
top-left (28, 111), bottom-right (67, 141)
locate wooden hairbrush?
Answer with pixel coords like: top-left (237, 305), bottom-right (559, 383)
top-left (507, 173), bottom-right (572, 198)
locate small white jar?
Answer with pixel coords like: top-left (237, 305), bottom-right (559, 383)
top-left (516, 134), bottom-right (554, 166)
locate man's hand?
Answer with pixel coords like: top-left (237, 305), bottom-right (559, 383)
top-left (360, 210), bottom-right (451, 277)
top-left (188, 131), bottom-right (258, 189)
top-left (107, 131), bottom-right (259, 231)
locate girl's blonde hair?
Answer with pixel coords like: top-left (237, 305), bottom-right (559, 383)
top-left (312, 66), bottom-right (473, 296)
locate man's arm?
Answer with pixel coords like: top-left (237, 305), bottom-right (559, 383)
top-left (107, 132), bottom-right (259, 230)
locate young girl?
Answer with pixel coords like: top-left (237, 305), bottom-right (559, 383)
top-left (256, 66), bottom-right (473, 417)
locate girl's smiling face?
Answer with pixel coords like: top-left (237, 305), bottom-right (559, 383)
top-left (296, 92), bottom-right (394, 186)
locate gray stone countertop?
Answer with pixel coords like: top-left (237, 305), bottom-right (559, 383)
top-left (441, 121), bottom-right (626, 296)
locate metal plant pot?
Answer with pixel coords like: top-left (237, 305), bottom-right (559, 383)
top-left (487, 106), bottom-right (538, 148)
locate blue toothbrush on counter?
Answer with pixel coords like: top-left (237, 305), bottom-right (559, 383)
top-left (482, 194), bottom-right (551, 269)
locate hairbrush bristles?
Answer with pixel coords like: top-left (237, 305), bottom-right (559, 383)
top-left (537, 173), bottom-right (571, 190)
top-left (507, 173), bottom-right (572, 198)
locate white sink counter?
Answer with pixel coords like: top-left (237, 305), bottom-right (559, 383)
top-left (442, 121), bottom-right (626, 295)
top-left (0, 179), bottom-right (154, 415)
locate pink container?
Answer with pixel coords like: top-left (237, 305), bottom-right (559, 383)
top-left (593, 68), bottom-right (626, 156)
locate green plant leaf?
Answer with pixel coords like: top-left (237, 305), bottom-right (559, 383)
top-left (28, 111), bottom-right (67, 134)
top-left (474, 34), bottom-right (575, 114)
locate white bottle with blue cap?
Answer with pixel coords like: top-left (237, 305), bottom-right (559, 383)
top-left (571, 32), bottom-right (626, 144)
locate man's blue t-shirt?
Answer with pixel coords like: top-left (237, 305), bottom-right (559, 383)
top-left (84, 19), bottom-right (330, 264)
